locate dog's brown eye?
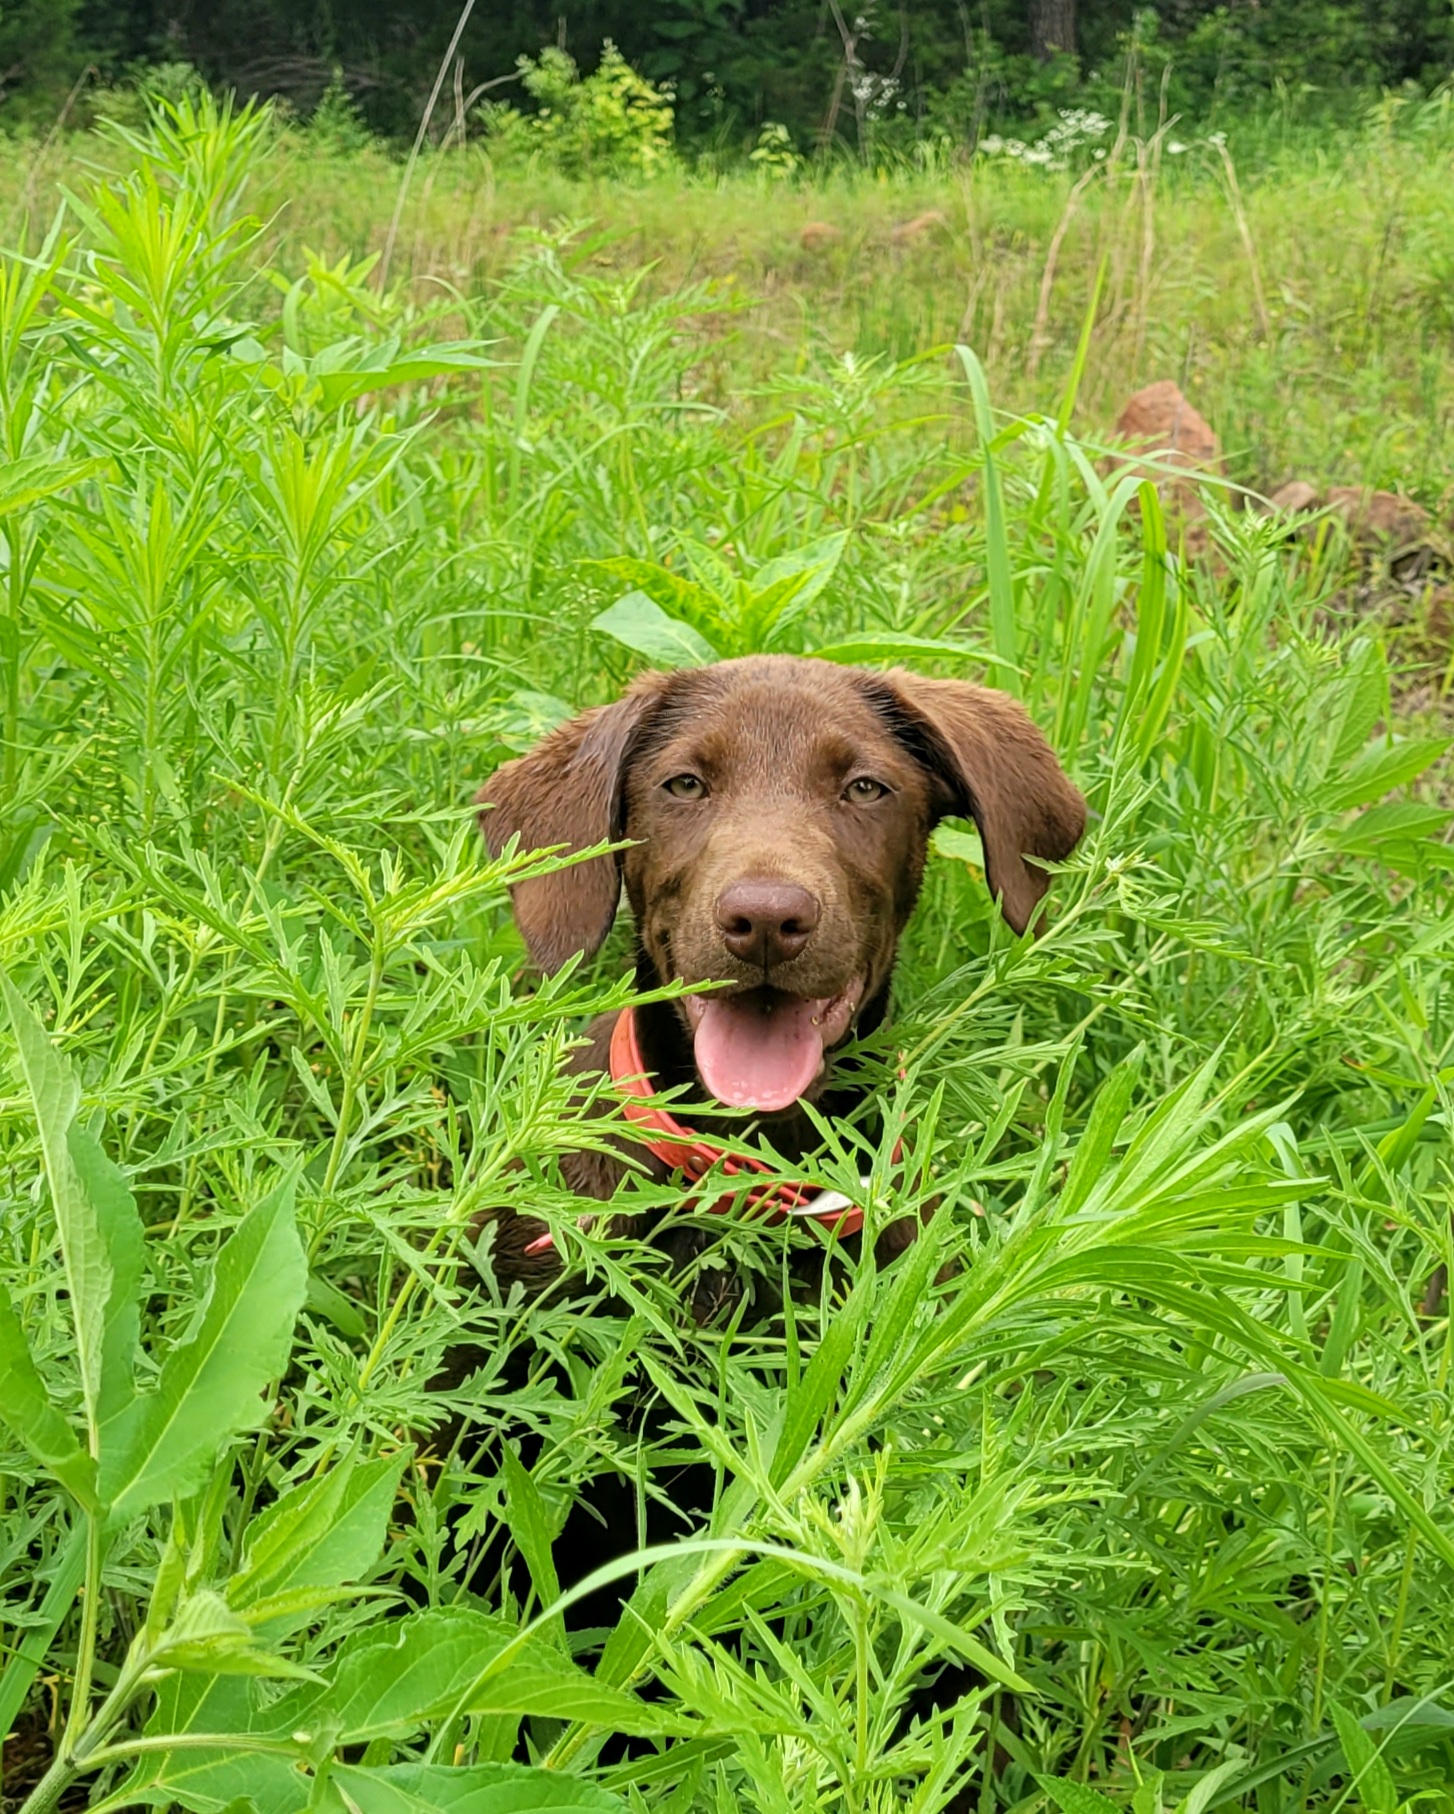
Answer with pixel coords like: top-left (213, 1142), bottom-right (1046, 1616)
top-left (664, 773), bottom-right (708, 800)
top-left (843, 776), bottom-right (888, 803)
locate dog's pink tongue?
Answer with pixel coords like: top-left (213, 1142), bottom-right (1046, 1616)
top-left (692, 994), bottom-right (826, 1112)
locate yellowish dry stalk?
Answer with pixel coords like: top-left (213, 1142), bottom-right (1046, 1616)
top-left (1027, 164), bottom-right (1101, 379)
top-left (1214, 134), bottom-right (1272, 341)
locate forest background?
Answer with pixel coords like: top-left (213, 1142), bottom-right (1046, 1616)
top-left (6, 0), bottom-right (1454, 149)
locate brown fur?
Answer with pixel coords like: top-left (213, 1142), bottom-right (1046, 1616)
top-left (476, 656), bottom-right (1084, 1288)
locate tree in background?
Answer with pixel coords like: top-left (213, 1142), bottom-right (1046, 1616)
top-left (1030, 0), bottom-right (1077, 64)
top-left (3, 0), bottom-right (1451, 144)
top-left (1, 0), bottom-right (83, 116)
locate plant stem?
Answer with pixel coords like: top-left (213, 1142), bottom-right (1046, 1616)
top-left (57, 1515), bottom-right (104, 1756)
top-left (321, 940), bottom-right (386, 1197)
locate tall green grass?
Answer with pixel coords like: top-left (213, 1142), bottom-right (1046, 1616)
top-left (8, 89), bottom-right (1453, 497)
top-left (0, 96), bottom-right (1452, 1813)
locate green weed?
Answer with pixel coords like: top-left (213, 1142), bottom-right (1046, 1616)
top-left (0, 93), bottom-right (1452, 1814)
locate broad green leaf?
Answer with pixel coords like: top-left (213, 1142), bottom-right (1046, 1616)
top-left (67, 1120), bottom-right (145, 1419)
top-left (230, 1451), bottom-right (407, 1636)
top-left (1327, 800), bottom-right (1454, 875)
top-left (1362, 1694), bottom-right (1454, 1732)
top-left (767, 1301), bottom-right (861, 1489)
top-left (1040, 1781), bottom-right (1122, 1814)
top-left (126, 1674), bottom-right (308, 1814)
top-left (304, 1271), bottom-right (368, 1339)
top-left (0, 453), bottom-right (106, 518)
top-left (327, 1763), bottom-right (626, 1813)
top-left (1318, 736), bottom-right (1448, 812)
top-left (243, 335), bottom-right (496, 410)
top-left (1329, 636), bottom-right (1389, 769)
top-left (1329, 801), bottom-right (1453, 845)
top-left (500, 1441), bottom-right (564, 1625)
top-left (153, 1589), bottom-right (319, 1680)
top-left (591, 592), bottom-right (719, 668)
top-left (931, 824), bottom-right (984, 867)
top-left (1330, 1703), bottom-right (1398, 1814)
top-left (490, 690), bottom-right (576, 755)
top-left (279, 1608), bottom-right (686, 1745)
top-left (752, 530), bottom-right (847, 609)
top-left (0, 1281), bottom-right (97, 1508)
top-left (1179, 1759), bottom-right (1250, 1814)
top-left (0, 972), bottom-right (143, 1441)
top-left (586, 556), bottom-right (725, 634)
top-left (811, 631), bottom-right (1013, 672)
top-left (463, 1651), bottom-right (693, 1732)
top-left (99, 1169), bottom-right (306, 1519)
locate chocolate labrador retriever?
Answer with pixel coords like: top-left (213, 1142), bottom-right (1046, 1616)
top-left (476, 655), bottom-right (1084, 1292)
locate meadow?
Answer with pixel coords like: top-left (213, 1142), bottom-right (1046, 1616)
top-left (1, 92), bottom-right (1453, 1813)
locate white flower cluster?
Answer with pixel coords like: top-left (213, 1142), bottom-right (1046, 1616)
top-left (849, 69), bottom-right (900, 117)
top-left (978, 107), bottom-right (1111, 169)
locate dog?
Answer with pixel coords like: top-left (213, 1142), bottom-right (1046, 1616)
top-left (474, 654), bottom-right (1085, 1300)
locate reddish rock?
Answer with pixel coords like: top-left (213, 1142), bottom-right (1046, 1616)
top-left (889, 209), bottom-right (949, 245)
top-left (1324, 486), bottom-right (1430, 547)
top-left (1108, 380), bottom-right (1222, 522)
top-left (1268, 479), bottom-right (1320, 513)
top-left (1113, 381), bottom-right (1221, 473)
top-left (799, 221), bottom-right (843, 251)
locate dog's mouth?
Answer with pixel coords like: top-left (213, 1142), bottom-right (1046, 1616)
top-left (681, 980), bottom-right (865, 1112)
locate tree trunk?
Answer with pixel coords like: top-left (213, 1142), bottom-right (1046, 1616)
top-left (1030, 0), bottom-right (1076, 62)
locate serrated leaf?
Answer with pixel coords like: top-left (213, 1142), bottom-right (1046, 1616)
top-left (500, 1442), bottom-right (564, 1628)
top-left (154, 1589), bottom-right (320, 1681)
top-left (1330, 1703), bottom-right (1398, 1814)
top-left (0, 1281), bottom-right (97, 1509)
top-left (1, 972), bottom-right (143, 1443)
top-left (125, 1674), bottom-right (308, 1814)
top-left (1040, 1780), bottom-right (1122, 1814)
top-left (585, 556), bottom-right (723, 633)
top-left (99, 1170), bottom-right (306, 1519)
top-left (1318, 737), bottom-right (1448, 812)
top-left (67, 1120), bottom-right (145, 1419)
top-left (591, 592), bottom-right (719, 668)
top-left (1329, 636), bottom-right (1389, 770)
top-left (277, 1607), bottom-right (687, 1745)
top-left (0, 453), bottom-right (106, 518)
top-left (230, 1451), bottom-right (407, 1637)
top-left (328, 1762), bottom-right (627, 1813)
top-left (811, 631), bottom-right (1013, 672)
top-left (752, 530), bottom-right (847, 603)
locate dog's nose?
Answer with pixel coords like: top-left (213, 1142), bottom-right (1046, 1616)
top-left (716, 879), bottom-right (820, 968)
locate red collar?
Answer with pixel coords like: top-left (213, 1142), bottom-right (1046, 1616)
top-left (523, 1005), bottom-right (866, 1257)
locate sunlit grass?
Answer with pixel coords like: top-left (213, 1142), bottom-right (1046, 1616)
top-left (0, 93), bottom-right (1451, 1813)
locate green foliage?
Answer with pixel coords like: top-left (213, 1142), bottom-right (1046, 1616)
top-left (1, 93), bottom-right (1454, 1814)
top-left (7, 0), bottom-right (1454, 149)
top-left (0, 0), bottom-right (81, 120)
top-left (482, 43), bottom-right (676, 178)
top-left (307, 72), bottom-right (376, 155)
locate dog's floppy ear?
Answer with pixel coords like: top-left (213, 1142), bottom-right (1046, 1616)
top-left (872, 672), bottom-right (1086, 934)
top-left (476, 674), bottom-right (667, 971)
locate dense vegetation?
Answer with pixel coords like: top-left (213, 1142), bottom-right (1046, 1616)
top-left (5, 0), bottom-right (1454, 144)
top-left (1, 90), bottom-right (1453, 1813)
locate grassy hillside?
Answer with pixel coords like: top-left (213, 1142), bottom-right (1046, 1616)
top-left (0, 97), bottom-right (1451, 1812)
top-left (7, 92), bottom-right (1454, 497)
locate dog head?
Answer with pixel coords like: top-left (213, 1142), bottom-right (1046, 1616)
top-left (478, 656), bottom-right (1084, 1112)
